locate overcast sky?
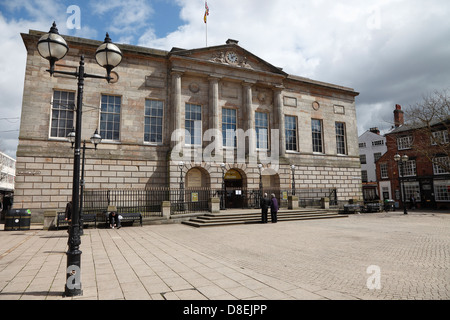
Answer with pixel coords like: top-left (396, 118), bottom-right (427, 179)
top-left (1, 0), bottom-right (449, 159)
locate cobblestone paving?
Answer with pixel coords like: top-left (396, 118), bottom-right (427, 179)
top-left (151, 211), bottom-right (450, 300)
top-left (0, 211), bottom-right (448, 300)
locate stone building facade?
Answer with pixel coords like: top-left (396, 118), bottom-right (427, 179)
top-left (15, 30), bottom-right (361, 221)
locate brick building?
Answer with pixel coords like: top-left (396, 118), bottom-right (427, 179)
top-left (376, 104), bottom-right (450, 209)
top-left (14, 29), bottom-right (362, 221)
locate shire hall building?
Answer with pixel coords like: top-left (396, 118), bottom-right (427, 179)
top-left (15, 29), bottom-right (361, 222)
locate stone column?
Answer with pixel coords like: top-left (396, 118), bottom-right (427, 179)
top-left (243, 83), bottom-right (256, 160)
top-left (172, 71), bottom-right (183, 148)
top-left (209, 77), bottom-right (220, 132)
top-left (209, 77), bottom-right (222, 159)
top-left (274, 87), bottom-right (285, 157)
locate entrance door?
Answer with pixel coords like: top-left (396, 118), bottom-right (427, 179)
top-left (421, 183), bottom-right (434, 208)
top-left (224, 169), bottom-right (243, 208)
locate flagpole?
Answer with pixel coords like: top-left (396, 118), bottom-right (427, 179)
top-left (204, 1), bottom-right (209, 47)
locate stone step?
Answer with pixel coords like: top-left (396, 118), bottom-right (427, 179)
top-left (182, 209), bottom-right (347, 228)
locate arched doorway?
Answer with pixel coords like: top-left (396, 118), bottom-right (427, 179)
top-left (186, 167), bottom-right (210, 188)
top-left (261, 168), bottom-right (280, 189)
top-left (185, 167), bottom-right (211, 212)
top-left (224, 169), bottom-right (244, 208)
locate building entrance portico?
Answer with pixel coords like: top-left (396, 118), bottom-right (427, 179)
top-left (224, 169), bottom-right (245, 208)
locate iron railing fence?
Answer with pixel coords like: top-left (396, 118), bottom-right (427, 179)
top-left (170, 187), bottom-right (215, 215)
top-left (83, 188), bottom-right (169, 218)
top-left (82, 187), bottom-right (338, 216)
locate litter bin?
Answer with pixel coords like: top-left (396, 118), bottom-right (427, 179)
top-left (4, 209), bottom-right (31, 231)
top-left (384, 200), bottom-right (395, 211)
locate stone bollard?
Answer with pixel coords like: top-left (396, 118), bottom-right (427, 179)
top-left (321, 197), bottom-right (330, 209)
top-left (162, 201), bottom-right (171, 219)
top-left (209, 197), bottom-right (220, 213)
top-left (288, 195), bottom-right (299, 210)
top-left (44, 210), bottom-right (57, 230)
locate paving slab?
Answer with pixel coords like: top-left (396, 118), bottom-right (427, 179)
top-left (0, 210), bottom-right (449, 302)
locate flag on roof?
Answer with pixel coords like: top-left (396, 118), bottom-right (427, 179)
top-left (204, 1), bottom-right (209, 23)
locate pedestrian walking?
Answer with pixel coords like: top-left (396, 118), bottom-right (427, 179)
top-left (270, 193), bottom-right (278, 223)
top-left (260, 193), bottom-right (269, 223)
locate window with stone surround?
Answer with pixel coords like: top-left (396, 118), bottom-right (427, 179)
top-left (361, 170), bottom-right (368, 182)
top-left (222, 108), bottom-right (236, 148)
top-left (311, 119), bottom-right (324, 153)
top-left (144, 99), bottom-right (163, 144)
top-left (433, 156), bottom-right (450, 174)
top-left (185, 103), bottom-right (202, 146)
top-left (50, 90), bottom-right (75, 138)
top-left (397, 135), bottom-right (413, 150)
top-left (360, 154), bottom-right (366, 164)
top-left (374, 152), bottom-right (382, 163)
top-left (398, 159), bottom-right (416, 177)
top-left (255, 112), bottom-right (268, 150)
top-left (431, 130), bottom-right (449, 145)
top-left (285, 115), bottom-right (297, 151)
top-left (434, 180), bottom-right (450, 201)
top-left (380, 163), bottom-right (388, 179)
top-left (335, 122), bottom-right (347, 155)
top-left (100, 95), bottom-right (121, 141)
top-left (403, 181), bottom-right (420, 201)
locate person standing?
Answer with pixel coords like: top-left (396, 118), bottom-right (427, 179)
top-left (65, 200), bottom-right (73, 222)
top-left (260, 193), bottom-right (269, 223)
top-left (270, 193), bottom-right (278, 223)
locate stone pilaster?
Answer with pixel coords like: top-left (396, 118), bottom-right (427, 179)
top-left (243, 82), bottom-right (256, 160)
top-left (274, 87), bottom-right (286, 157)
top-left (171, 71), bottom-right (183, 149)
top-left (209, 77), bottom-right (222, 158)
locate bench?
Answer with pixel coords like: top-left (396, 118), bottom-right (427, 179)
top-left (363, 202), bottom-right (382, 213)
top-left (104, 212), bottom-right (142, 227)
top-left (343, 204), bottom-right (361, 214)
top-left (56, 212), bottom-right (97, 230)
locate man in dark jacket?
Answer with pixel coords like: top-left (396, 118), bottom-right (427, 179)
top-left (260, 193), bottom-right (270, 223)
top-left (270, 193), bottom-right (278, 223)
top-left (65, 201), bottom-right (72, 222)
top-left (109, 211), bottom-right (121, 229)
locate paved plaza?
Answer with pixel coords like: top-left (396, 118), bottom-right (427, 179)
top-left (0, 210), bottom-right (449, 301)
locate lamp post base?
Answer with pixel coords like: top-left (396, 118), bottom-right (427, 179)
top-left (64, 249), bottom-right (83, 297)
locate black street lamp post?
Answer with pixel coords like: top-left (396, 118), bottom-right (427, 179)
top-left (68, 129), bottom-right (102, 235)
top-left (257, 164), bottom-right (263, 209)
top-left (179, 162), bottom-right (185, 211)
top-left (291, 165), bottom-right (296, 196)
top-left (394, 153), bottom-right (409, 215)
top-left (220, 163), bottom-right (226, 210)
top-left (37, 22), bottom-right (122, 297)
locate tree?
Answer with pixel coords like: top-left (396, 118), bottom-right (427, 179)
top-left (404, 89), bottom-right (450, 172)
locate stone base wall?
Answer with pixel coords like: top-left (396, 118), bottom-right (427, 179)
top-left (14, 155), bottom-right (167, 221)
top-left (15, 153), bottom-right (361, 222)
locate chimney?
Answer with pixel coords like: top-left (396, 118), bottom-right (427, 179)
top-left (394, 104), bottom-right (404, 128)
top-left (369, 127), bottom-right (380, 135)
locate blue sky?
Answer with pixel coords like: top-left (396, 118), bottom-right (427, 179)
top-left (1, 0), bottom-right (185, 43)
top-left (1, 0), bottom-right (450, 159)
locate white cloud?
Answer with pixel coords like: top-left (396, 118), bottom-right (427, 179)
top-left (90, 0), bottom-right (155, 41)
top-left (1, 0), bottom-right (450, 158)
top-left (0, 11), bottom-right (56, 158)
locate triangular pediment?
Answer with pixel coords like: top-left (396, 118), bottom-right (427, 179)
top-left (169, 40), bottom-right (287, 76)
